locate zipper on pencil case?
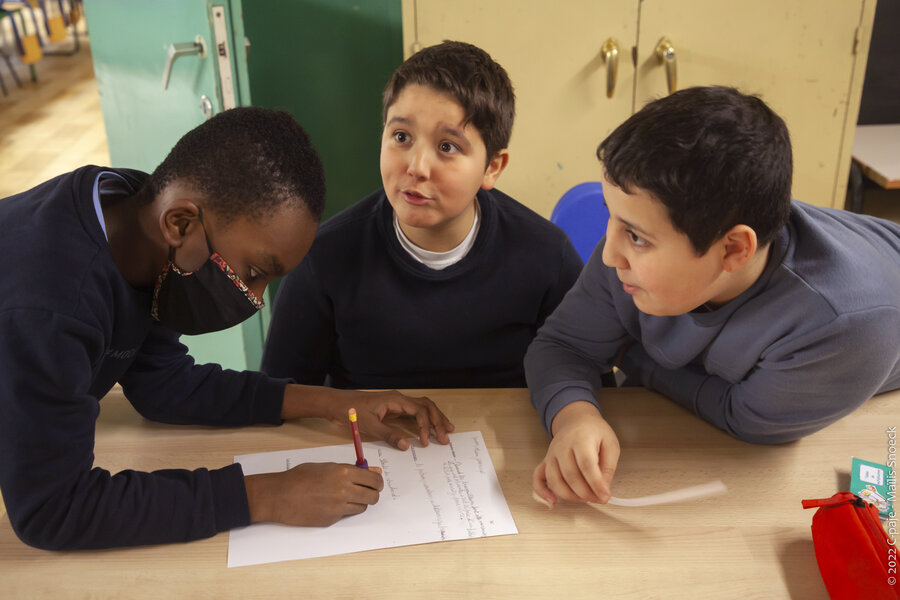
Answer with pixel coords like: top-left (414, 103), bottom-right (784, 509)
top-left (858, 499), bottom-right (894, 559)
top-left (801, 491), bottom-right (861, 509)
top-left (802, 492), bottom-right (893, 557)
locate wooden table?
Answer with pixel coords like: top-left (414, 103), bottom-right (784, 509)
top-left (853, 124), bottom-right (900, 190)
top-left (2, 387), bottom-right (897, 599)
top-left (848, 124), bottom-right (900, 213)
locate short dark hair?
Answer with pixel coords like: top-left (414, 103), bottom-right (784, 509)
top-left (382, 40), bottom-right (515, 163)
top-left (598, 86), bottom-right (792, 254)
top-left (148, 107), bottom-right (326, 224)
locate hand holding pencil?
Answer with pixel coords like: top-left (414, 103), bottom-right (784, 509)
top-left (242, 410), bottom-right (387, 527)
top-left (244, 461), bottom-right (384, 527)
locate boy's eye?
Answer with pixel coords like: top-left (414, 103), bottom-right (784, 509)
top-left (246, 267), bottom-right (264, 283)
top-left (626, 229), bottom-right (650, 248)
top-left (439, 141), bottom-right (459, 154)
top-left (393, 131), bottom-right (410, 143)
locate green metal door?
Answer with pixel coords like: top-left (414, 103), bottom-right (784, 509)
top-left (243, 0), bottom-right (402, 222)
top-left (84, 0), bottom-right (265, 371)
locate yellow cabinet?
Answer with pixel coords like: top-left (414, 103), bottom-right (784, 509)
top-left (403, 0), bottom-right (875, 216)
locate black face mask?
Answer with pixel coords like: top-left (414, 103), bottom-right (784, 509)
top-left (151, 212), bottom-right (264, 335)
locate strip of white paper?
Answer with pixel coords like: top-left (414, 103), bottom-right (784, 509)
top-left (532, 479), bottom-right (727, 509)
top-left (601, 480), bottom-right (727, 507)
top-left (228, 431), bottom-right (517, 567)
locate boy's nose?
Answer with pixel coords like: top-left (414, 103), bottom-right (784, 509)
top-left (406, 148), bottom-right (430, 179)
top-left (601, 231), bottom-right (627, 270)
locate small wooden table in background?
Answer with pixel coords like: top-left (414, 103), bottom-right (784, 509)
top-left (848, 124), bottom-right (900, 213)
top-left (2, 387), bottom-right (897, 599)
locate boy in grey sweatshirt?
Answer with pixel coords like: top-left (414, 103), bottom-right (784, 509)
top-left (526, 86), bottom-right (900, 507)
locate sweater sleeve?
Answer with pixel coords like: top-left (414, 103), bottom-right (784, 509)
top-left (525, 249), bottom-right (629, 432)
top-left (619, 307), bottom-right (900, 444)
top-left (118, 324), bottom-right (287, 426)
top-left (260, 256), bottom-right (336, 385)
top-left (0, 309), bottom-right (251, 550)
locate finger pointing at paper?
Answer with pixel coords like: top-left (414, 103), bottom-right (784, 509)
top-left (280, 384), bottom-right (455, 450)
top-left (349, 389), bottom-right (455, 449)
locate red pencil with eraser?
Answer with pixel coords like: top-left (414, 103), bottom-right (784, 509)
top-left (348, 408), bottom-right (368, 469)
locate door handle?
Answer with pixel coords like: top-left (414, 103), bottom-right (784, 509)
top-left (601, 38), bottom-right (619, 98)
top-left (161, 35), bottom-right (206, 90)
top-left (655, 37), bottom-right (677, 95)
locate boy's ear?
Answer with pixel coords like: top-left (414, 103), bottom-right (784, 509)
top-left (480, 149), bottom-right (510, 190)
top-left (720, 224), bottom-right (758, 273)
top-left (158, 198), bottom-right (202, 249)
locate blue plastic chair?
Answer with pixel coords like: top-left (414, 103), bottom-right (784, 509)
top-left (550, 182), bottom-right (610, 263)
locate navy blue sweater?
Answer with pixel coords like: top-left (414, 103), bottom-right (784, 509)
top-left (261, 187), bottom-right (583, 389)
top-left (0, 167), bottom-right (287, 550)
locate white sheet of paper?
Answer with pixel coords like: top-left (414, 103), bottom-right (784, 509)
top-left (227, 431), bottom-right (517, 568)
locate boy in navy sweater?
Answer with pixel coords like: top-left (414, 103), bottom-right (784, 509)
top-left (261, 41), bottom-right (582, 389)
top-left (527, 87), bottom-right (900, 508)
top-left (0, 107), bottom-right (452, 550)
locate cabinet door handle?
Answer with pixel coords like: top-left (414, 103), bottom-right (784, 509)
top-left (162, 36), bottom-right (206, 90)
top-left (655, 37), bottom-right (677, 95)
top-left (601, 38), bottom-right (619, 98)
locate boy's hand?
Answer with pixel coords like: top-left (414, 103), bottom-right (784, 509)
top-left (533, 401), bottom-right (620, 506)
top-left (245, 462), bottom-right (384, 527)
top-left (282, 385), bottom-right (455, 449)
top-left (338, 389), bottom-right (455, 449)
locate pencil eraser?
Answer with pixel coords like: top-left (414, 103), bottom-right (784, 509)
top-left (356, 459), bottom-right (368, 470)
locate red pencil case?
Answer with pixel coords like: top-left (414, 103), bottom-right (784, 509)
top-left (802, 491), bottom-right (899, 599)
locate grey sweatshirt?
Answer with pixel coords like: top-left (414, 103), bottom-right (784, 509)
top-left (526, 200), bottom-right (900, 444)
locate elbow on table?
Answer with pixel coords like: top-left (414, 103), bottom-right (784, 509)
top-left (11, 518), bottom-right (73, 551)
top-left (725, 422), bottom-right (815, 446)
top-left (722, 402), bottom-right (857, 445)
top-left (8, 502), bottom-right (89, 552)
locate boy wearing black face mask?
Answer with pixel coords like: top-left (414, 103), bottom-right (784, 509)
top-left (0, 107), bottom-right (454, 551)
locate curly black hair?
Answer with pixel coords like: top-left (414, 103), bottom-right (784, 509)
top-left (147, 107), bottom-right (326, 224)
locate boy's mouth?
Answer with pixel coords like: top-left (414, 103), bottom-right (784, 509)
top-left (617, 270), bottom-right (641, 294)
top-left (401, 189), bottom-right (431, 206)
top-left (620, 279), bottom-right (641, 295)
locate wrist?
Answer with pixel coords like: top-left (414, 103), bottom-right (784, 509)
top-left (550, 400), bottom-right (602, 436)
top-left (244, 473), bottom-right (275, 523)
top-left (281, 384), bottom-right (339, 420)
